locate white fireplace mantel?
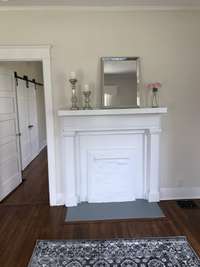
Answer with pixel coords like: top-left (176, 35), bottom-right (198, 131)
top-left (58, 107), bottom-right (167, 207)
top-left (58, 107), bottom-right (167, 117)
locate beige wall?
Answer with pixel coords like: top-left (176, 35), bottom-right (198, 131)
top-left (0, 9), bottom-right (200, 195)
top-left (0, 61), bottom-right (46, 150)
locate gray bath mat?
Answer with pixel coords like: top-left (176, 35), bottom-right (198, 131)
top-left (65, 200), bottom-right (165, 222)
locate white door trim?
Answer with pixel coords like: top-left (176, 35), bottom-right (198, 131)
top-left (0, 45), bottom-right (56, 206)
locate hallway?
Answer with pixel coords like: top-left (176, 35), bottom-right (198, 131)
top-left (0, 148), bottom-right (200, 267)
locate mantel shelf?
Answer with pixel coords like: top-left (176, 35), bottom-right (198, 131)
top-left (58, 107), bottom-right (167, 117)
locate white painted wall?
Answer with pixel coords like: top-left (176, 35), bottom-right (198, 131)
top-left (0, 62), bottom-right (47, 151)
top-left (0, 10), bottom-right (199, 200)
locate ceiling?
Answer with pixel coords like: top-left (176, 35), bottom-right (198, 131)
top-left (0, 0), bottom-right (200, 8)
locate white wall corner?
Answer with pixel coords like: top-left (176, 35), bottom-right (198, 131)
top-left (160, 187), bottom-right (200, 200)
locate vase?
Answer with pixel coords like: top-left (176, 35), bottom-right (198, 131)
top-left (152, 88), bottom-right (159, 108)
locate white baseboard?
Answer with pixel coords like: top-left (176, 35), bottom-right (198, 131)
top-left (160, 187), bottom-right (200, 200)
top-left (39, 141), bottom-right (47, 153)
top-left (54, 187), bottom-right (200, 206)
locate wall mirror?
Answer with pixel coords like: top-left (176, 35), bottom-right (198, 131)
top-left (101, 57), bottom-right (140, 108)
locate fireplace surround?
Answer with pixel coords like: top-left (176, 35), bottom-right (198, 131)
top-left (58, 108), bottom-right (167, 207)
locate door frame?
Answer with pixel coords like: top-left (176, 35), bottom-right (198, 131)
top-left (0, 45), bottom-right (56, 206)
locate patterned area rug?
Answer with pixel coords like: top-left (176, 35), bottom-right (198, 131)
top-left (28, 237), bottom-right (200, 267)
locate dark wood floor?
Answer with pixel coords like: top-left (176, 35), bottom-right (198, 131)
top-left (0, 148), bottom-right (200, 267)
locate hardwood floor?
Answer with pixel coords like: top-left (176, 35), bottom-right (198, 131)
top-left (0, 148), bottom-right (200, 267)
top-left (2, 148), bottom-right (49, 206)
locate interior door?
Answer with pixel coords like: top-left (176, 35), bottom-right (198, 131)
top-left (28, 82), bottom-right (39, 161)
top-left (16, 79), bottom-right (32, 169)
top-left (0, 71), bottom-right (22, 201)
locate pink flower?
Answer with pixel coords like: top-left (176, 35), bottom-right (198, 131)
top-left (145, 83), bottom-right (153, 89)
top-left (154, 82), bottom-right (162, 88)
top-left (145, 82), bottom-right (162, 89)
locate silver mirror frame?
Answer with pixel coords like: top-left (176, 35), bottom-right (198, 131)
top-left (101, 57), bottom-right (141, 109)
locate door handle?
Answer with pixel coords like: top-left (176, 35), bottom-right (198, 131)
top-left (28, 125), bottom-right (34, 129)
top-left (16, 133), bottom-right (21, 137)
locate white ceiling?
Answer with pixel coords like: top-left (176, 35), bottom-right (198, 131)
top-left (0, 0), bottom-right (200, 8)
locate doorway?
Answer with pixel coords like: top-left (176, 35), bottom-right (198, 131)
top-left (0, 61), bottom-right (48, 202)
top-left (14, 62), bottom-right (46, 170)
top-left (0, 46), bottom-right (56, 206)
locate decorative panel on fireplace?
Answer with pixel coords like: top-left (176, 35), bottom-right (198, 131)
top-left (79, 132), bottom-right (144, 203)
top-left (88, 149), bottom-right (137, 202)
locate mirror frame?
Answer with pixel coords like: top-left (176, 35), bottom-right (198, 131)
top-left (101, 56), bottom-right (140, 109)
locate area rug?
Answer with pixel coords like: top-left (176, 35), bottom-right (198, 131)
top-left (28, 237), bottom-right (200, 266)
top-left (65, 200), bottom-right (165, 222)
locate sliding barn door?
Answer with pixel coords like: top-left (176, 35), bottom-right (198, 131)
top-left (16, 80), bottom-right (39, 169)
top-left (0, 71), bottom-right (22, 201)
top-left (28, 83), bottom-right (39, 162)
top-left (16, 79), bottom-right (32, 169)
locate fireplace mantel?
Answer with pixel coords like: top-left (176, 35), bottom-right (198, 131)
top-left (58, 107), bottom-right (167, 117)
top-left (58, 108), bottom-right (167, 207)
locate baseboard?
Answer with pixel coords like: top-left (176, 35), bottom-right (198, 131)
top-left (39, 141), bottom-right (47, 153)
top-left (54, 188), bottom-right (200, 206)
top-left (160, 187), bottom-right (200, 200)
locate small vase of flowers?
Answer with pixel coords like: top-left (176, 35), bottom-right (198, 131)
top-left (145, 82), bottom-right (162, 108)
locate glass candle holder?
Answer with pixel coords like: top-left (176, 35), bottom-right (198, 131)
top-left (152, 88), bottom-right (159, 108)
top-left (83, 90), bottom-right (92, 110)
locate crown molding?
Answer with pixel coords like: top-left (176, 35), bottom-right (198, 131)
top-left (0, 5), bottom-right (200, 12)
top-left (0, 45), bottom-right (51, 49)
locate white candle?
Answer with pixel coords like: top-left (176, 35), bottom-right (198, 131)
top-left (70, 71), bottom-right (76, 79)
top-left (83, 84), bottom-right (90, 92)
